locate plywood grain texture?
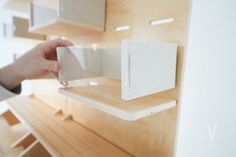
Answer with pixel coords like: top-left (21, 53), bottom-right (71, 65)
top-left (7, 96), bottom-right (132, 157)
top-left (31, 0), bottom-right (190, 157)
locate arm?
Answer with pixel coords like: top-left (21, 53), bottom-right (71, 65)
top-left (0, 39), bottom-right (73, 101)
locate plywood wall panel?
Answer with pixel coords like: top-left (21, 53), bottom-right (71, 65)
top-left (32, 0), bottom-right (190, 156)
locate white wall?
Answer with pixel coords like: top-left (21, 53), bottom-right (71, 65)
top-left (175, 0), bottom-right (236, 157)
top-left (0, 8), bottom-right (33, 96)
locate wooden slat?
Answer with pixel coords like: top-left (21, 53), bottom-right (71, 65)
top-left (7, 96), bottom-right (132, 157)
top-left (24, 98), bottom-right (131, 157)
top-left (8, 99), bottom-right (81, 157)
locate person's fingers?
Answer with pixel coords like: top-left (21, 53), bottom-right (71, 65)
top-left (40, 59), bottom-right (60, 72)
top-left (41, 39), bottom-right (73, 57)
top-left (46, 39), bottom-right (73, 50)
top-left (51, 71), bottom-right (59, 79)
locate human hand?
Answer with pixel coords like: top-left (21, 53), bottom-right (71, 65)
top-left (0, 39), bottom-right (73, 90)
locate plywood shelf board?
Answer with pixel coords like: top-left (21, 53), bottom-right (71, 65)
top-left (7, 96), bottom-right (132, 157)
top-left (59, 79), bottom-right (176, 121)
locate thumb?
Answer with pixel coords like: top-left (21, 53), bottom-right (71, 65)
top-left (40, 59), bottom-right (60, 72)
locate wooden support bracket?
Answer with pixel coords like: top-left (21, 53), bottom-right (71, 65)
top-left (1, 110), bottom-right (21, 126)
top-left (12, 132), bottom-right (36, 149)
top-left (17, 140), bottom-right (51, 157)
top-left (52, 109), bottom-right (63, 115)
top-left (61, 114), bottom-right (73, 121)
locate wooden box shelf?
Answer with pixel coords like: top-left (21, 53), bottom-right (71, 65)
top-left (3, 16), bottom-right (46, 41)
top-left (7, 96), bottom-right (132, 157)
top-left (29, 0), bottom-right (105, 36)
top-left (59, 78), bottom-right (176, 121)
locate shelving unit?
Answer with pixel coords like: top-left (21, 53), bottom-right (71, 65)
top-left (7, 96), bottom-right (132, 157)
top-left (29, 0), bottom-right (105, 36)
top-left (1, 0), bottom-right (190, 156)
top-left (59, 78), bottom-right (176, 121)
top-left (3, 16), bottom-right (46, 41)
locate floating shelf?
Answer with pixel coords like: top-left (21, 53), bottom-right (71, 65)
top-left (29, 0), bottom-right (105, 36)
top-left (3, 16), bottom-right (46, 41)
top-left (59, 78), bottom-right (176, 121)
top-left (7, 96), bottom-right (132, 157)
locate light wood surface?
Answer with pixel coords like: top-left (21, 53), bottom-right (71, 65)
top-left (32, 79), bottom-right (66, 111)
top-left (59, 78), bottom-right (176, 121)
top-left (7, 96), bottom-right (132, 157)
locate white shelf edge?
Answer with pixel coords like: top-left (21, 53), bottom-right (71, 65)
top-left (59, 89), bottom-right (176, 121)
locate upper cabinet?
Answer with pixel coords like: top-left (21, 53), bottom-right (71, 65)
top-left (29, 0), bottom-right (106, 37)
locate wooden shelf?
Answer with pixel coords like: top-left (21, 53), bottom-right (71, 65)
top-left (59, 79), bottom-right (176, 121)
top-left (29, 0), bottom-right (105, 36)
top-left (7, 96), bottom-right (132, 157)
top-left (3, 16), bottom-right (46, 41)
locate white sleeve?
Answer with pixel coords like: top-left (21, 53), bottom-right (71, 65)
top-left (0, 85), bottom-right (16, 102)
